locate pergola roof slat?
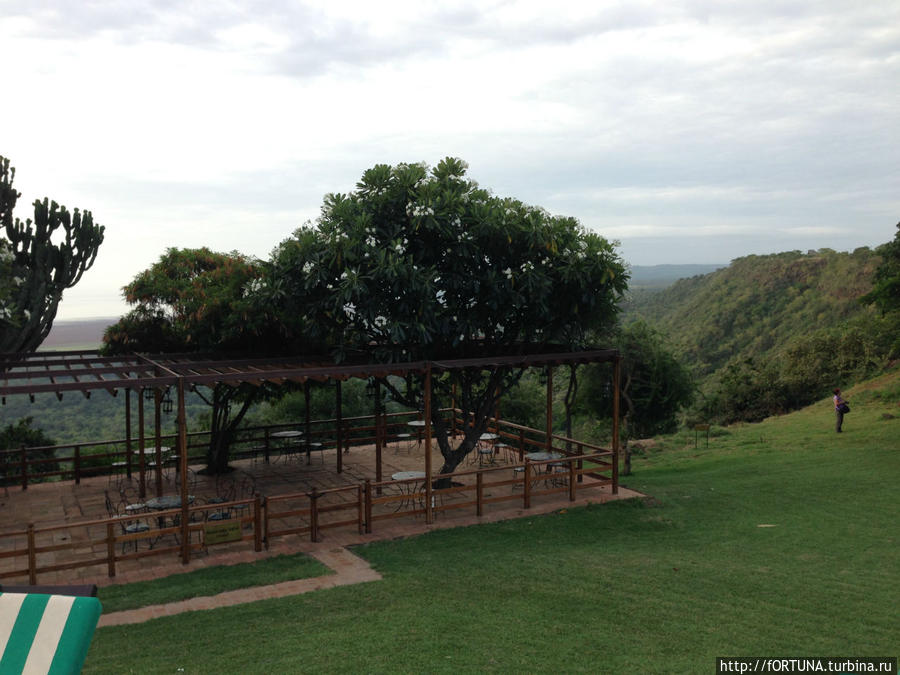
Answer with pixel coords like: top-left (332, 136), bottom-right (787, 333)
top-left (1, 347), bottom-right (620, 400)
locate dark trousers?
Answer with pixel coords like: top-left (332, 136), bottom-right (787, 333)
top-left (835, 409), bottom-right (844, 432)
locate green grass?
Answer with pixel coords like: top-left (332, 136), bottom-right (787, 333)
top-left (84, 371), bottom-right (900, 673)
top-left (97, 553), bottom-right (331, 613)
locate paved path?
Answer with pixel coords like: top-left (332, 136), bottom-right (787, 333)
top-left (98, 547), bottom-right (381, 627)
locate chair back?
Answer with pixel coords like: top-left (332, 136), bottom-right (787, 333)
top-left (103, 491), bottom-right (118, 518)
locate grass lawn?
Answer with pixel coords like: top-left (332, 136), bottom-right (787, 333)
top-left (83, 371), bottom-right (899, 673)
top-left (97, 553), bottom-right (332, 613)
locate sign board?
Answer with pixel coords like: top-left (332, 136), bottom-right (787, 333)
top-left (203, 520), bottom-right (242, 545)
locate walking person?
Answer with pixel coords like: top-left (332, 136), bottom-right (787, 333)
top-left (833, 388), bottom-right (848, 433)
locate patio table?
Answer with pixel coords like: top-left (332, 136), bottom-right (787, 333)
top-left (144, 495), bottom-right (197, 542)
top-left (524, 451), bottom-right (562, 462)
top-left (477, 432), bottom-right (501, 465)
top-left (270, 430), bottom-right (303, 463)
top-left (144, 495), bottom-right (195, 510)
top-left (391, 471), bottom-right (427, 511)
top-left (406, 420), bottom-right (426, 449)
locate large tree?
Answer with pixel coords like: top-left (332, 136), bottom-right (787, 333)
top-left (103, 247), bottom-right (269, 473)
top-left (583, 320), bottom-right (695, 467)
top-left (0, 156), bottom-right (105, 352)
top-left (259, 158), bottom-right (629, 478)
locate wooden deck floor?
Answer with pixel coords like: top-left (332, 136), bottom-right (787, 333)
top-left (0, 440), bottom-right (637, 586)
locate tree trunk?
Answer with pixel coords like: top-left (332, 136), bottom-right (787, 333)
top-left (201, 384), bottom-right (256, 475)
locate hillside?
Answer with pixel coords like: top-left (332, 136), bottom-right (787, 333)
top-left (626, 248), bottom-right (882, 380)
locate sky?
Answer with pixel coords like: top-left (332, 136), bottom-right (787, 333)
top-left (2, 0), bottom-right (898, 320)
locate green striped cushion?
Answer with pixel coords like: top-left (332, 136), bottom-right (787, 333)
top-left (0, 592), bottom-right (102, 674)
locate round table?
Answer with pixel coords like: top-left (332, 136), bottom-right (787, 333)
top-left (525, 451), bottom-right (563, 462)
top-left (406, 421), bottom-right (426, 449)
top-left (271, 430), bottom-right (303, 439)
top-left (271, 430), bottom-right (303, 462)
top-left (390, 471), bottom-right (427, 511)
top-left (144, 495), bottom-right (195, 510)
top-left (391, 471), bottom-right (426, 482)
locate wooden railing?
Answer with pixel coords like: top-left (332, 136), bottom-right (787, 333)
top-left (0, 495), bottom-right (264, 584)
top-left (0, 415), bottom-right (618, 584)
top-left (0, 409), bottom-right (434, 490)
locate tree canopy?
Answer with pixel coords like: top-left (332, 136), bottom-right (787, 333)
top-left (104, 247), bottom-right (263, 354)
top-left (103, 247), bottom-right (266, 473)
top-left (583, 320), bottom-right (694, 439)
top-left (260, 158), bottom-right (629, 475)
top-left (0, 155), bottom-right (105, 352)
top-left (262, 158), bottom-right (627, 360)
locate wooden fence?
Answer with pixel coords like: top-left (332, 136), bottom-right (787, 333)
top-left (0, 410), bottom-right (430, 491)
top-left (0, 413), bottom-right (616, 584)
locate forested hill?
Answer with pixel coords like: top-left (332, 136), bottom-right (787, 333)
top-left (626, 248), bottom-right (882, 380)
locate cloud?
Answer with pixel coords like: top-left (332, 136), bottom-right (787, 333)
top-left (2, 0), bottom-right (898, 316)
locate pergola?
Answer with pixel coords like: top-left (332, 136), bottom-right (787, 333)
top-left (1, 347), bottom-right (621, 556)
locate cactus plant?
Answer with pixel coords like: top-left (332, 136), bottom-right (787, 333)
top-left (0, 156), bottom-right (105, 352)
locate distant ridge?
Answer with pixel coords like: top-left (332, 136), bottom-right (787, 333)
top-left (626, 249), bottom-right (880, 380)
top-left (629, 264), bottom-right (727, 288)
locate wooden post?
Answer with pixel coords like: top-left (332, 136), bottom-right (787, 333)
top-left (451, 381), bottom-right (457, 438)
top-left (263, 495), bottom-right (270, 550)
top-left (568, 459), bottom-right (576, 501)
top-left (27, 523), bottom-right (37, 584)
top-left (304, 380), bottom-right (311, 464)
top-left (74, 446), bottom-right (81, 484)
top-left (374, 381), bottom-right (382, 494)
top-left (178, 378), bottom-right (190, 565)
top-left (577, 442), bottom-right (584, 484)
top-left (264, 427), bottom-right (271, 464)
top-left (357, 484), bottom-right (364, 534)
top-left (253, 494), bottom-right (262, 552)
top-left (476, 471), bottom-right (484, 517)
top-left (138, 389), bottom-right (146, 499)
top-left (424, 364), bottom-right (433, 524)
top-left (154, 388), bottom-right (163, 498)
top-left (309, 488), bottom-right (319, 542)
top-left (106, 522), bottom-right (116, 577)
top-left (125, 389), bottom-right (131, 480)
top-left (125, 389), bottom-right (132, 479)
top-left (545, 366), bottom-right (553, 452)
top-left (612, 355), bottom-right (621, 495)
top-left (336, 380), bottom-right (344, 473)
top-left (364, 480), bottom-right (373, 534)
top-left (20, 444), bottom-right (27, 491)
top-left (523, 460), bottom-right (532, 509)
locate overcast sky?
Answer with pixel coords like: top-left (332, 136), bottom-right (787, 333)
top-left (2, 0), bottom-right (898, 320)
